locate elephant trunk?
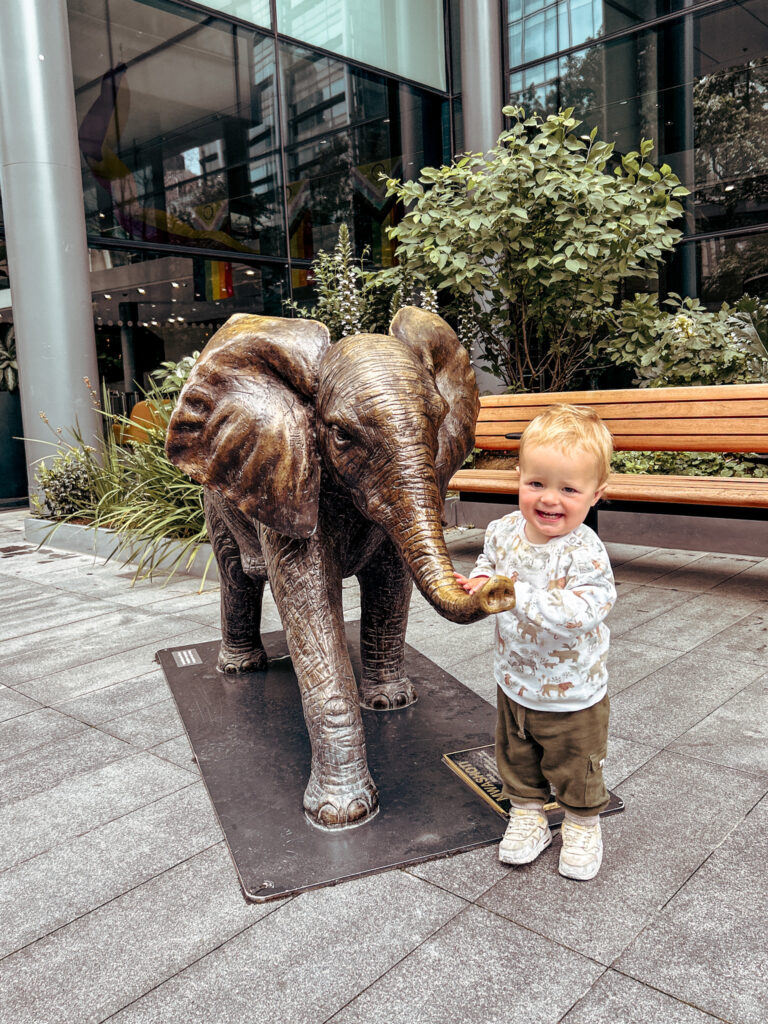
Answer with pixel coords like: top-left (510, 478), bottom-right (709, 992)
top-left (377, 498), bottom-right (516, 625)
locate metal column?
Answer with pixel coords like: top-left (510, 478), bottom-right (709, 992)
top-left (459, 0), bottom-right (504, 154)
top-left (0, 0), bottom-right (101, 491)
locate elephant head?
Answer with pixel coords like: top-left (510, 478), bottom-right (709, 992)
top-left (166, 307), bottom-right (514, 623)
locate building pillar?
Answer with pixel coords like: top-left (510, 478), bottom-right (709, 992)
top-left (0, 0), bottom-right (101, 492)
top-left (459, 0), bottom-right (504, 154)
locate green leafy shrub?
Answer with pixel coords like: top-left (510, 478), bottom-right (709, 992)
top-left (31, 445), bottom-right (100, 519)
top-left (611, 450), bottom-right (768, 478)
top-left (601, 293), bottom-right (768, 387)
top-left (372, 107), bottom-right (687, 392)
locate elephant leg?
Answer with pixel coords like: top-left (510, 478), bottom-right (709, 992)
top-left (205, 492), bottom-right (268, 674)
top-left (264, 531), bottom-right (378, 830)
top-left (357, 540), bottom-right (417, 710)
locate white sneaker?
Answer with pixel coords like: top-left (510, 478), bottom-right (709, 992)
top-left (499, 808), bottom-right (552, 865)
top-left (559, 817), bottom-right (603, 880)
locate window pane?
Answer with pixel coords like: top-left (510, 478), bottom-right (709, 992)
top-left (88, 248), bottom-right (289, 387)
top-left (71, 1), bottom-right (284, 257)
top-left (276, 0), bottom-right (446, 91)
top-left (194, 1), bottom-right (271, 29)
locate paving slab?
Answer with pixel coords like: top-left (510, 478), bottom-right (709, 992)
top-left (106, 871), bottom-right (467, 1024)
top-left (668, 675), bottom-right (768, 776)
top-left (100, 697), bottom-right (185, 749)
top-left (0, 727), bottom-right (134, 808)
top-left (605, 635), bottom-right (678, 695)
top-left (0, 588), bottom-right (112, 643)
top-left (603, 585), bottom-right (695, 639)
top-left (612, 548), bottom-right (709, 585)
top-left (330, 903), bottom-right (604, 1024)
top-left (149, 733), bottom-right (200, 774)
top-left (405, 842), bottom-right (510, 900)
top-left (643, 551), bottom-right (761, 593)
top-left (709, 557), bottom-right (768, 602)
top-left (0, 783), bottom-right (222, 958)
top-left (0, 752), bottom-right (195, 871)
top-left (0, 706), bottom-right (88, 763)
top-left (602, 542), bottom-right (657, 568)
top-left (55, 670), bottom-right (171, 725)
top-left (477, 750), bottom-right (766, 965)
top-left (690, 607), bottom-right (768, 666)
top-left (0, 844), bottom-right (275, 1024)
top-left (609, 647), bottom-right (765, 748)
top-left (0, 607), bottom-right (211, 687)
top-left (0, 684), bottom-right (40, 723)
top-left (620, 590), bottom-right (762, 654)
top-left (12, 625), bottom-right (221, 704)
top-left (561, 969), bottom-right (723, 1023)
top-left (617, 796), bottom-right (768, 1024)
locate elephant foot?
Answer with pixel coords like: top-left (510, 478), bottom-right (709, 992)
top-left (216, 642), bottom-right (268, 674)
top-left (303, 695), bottom-right (379, 830)
top-left (358, 677), bottom-right (417, 711)
top-left (303, 771), bottom-right (379, 831)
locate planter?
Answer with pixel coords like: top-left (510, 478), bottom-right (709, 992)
top-left (24, 517), bottom-right (218, 581)
top-left (0, 390), bottom-right (27, 503)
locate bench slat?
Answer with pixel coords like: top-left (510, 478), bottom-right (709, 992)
top-left (479, 383), bottom-right (768, 407)
top-left (474, 434), bottom-right (768, 453)
top-left (448, 469), bottom-right (768, 509)
top-left (477, 400), bottom-right (768, 422)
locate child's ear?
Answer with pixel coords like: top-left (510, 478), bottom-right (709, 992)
top-left (591, 486), bottom-right (606, 506)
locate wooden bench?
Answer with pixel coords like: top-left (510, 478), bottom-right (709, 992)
top-left (448, 383), bottom-right (768, 527)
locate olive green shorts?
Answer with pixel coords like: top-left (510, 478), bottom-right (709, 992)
top-left (495, 688), bottom-right (610, 817)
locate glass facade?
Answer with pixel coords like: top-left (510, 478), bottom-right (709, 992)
top-left (506, 0), bottom-right (768, 303)
top-left (274, 0), bottom-right (446, 90)
top-left (59, 0), bottom-right (451, 389)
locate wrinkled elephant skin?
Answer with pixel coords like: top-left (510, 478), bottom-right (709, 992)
top-left (166, 307), bottom-right (515, 830)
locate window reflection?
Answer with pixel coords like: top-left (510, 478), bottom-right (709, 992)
top-left (508, 0), bottom-right (768, 258)
top-left (281, 42), bottom-right (446, 263)
top-left (88, 248), bottom-right (289, 392)
top-left (72, 2), bottom-right (284, 257)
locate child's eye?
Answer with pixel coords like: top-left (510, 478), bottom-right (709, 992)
top-left (563, 487), bottom-right (578, 495)
top-left (528, 480), bottom-right (543, 488)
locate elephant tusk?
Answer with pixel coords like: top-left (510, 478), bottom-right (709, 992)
top-left (476, 575), bottom-right (516, 615)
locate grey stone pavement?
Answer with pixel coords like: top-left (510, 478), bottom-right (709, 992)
top-left (0, 505), bottom-right (766, 1024)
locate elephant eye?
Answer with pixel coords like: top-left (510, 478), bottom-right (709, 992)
top-left (330, 424), bottom-right (353, 447)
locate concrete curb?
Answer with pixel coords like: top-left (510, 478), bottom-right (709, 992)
top-left (23, 517), bottom-right (219, 581)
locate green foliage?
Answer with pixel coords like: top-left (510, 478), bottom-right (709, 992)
top-left (284, 224), bottom-right (390, 341)
top-left (149, 351), bottom-right (201, 397)
top-left (601, 293), bottom-right (768, 387)
top-left (31, 445), bottom-right (100, 519)
top-left (31, 377), bottom-right (211, 585)
top-left (611, 450), bottom-right (768, 478)
top-left (0, 326), bottom-right (18, 392)
top-left (372, 107), bottom-right (686, 392)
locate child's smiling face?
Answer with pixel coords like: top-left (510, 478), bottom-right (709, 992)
top-left (517, 443), bottom-right (605, 544)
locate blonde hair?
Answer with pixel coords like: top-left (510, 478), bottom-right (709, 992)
top-left (519, 404), bottom-right (614, 487)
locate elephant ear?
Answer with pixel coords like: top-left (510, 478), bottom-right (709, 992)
top-left (389, 306), bottom-right (479, 493)
top-left (166, 313), bottom-right (330, 539)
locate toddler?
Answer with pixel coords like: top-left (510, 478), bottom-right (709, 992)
top-left (455, 404), bottom-right (616, 880)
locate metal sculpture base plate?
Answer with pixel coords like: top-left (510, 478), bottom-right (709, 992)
top-left (157, 626), bottom-right (621, 902)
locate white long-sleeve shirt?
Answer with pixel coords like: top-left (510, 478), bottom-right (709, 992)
top-left (469, 511), bottom-right (617, 712)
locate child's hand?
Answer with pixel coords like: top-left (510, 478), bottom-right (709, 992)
top-left (453, 572), bottom-right (490, 595)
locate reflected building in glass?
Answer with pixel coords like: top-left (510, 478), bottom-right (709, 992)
top-left (506, 0), bottom-right (768, 302)
top-left (0, 0), bottom-right (766, 416)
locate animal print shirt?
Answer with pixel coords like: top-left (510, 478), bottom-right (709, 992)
top-left (469, 511), bottom-right (616, 712)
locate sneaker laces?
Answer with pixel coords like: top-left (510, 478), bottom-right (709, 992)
top-left (562, 819), bottom-right (599, 852)
top-left (505, 809), bottom-right (544, 839)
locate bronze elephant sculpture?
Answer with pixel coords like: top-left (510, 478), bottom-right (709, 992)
top-left (165, 306), bottom-right (515, 831)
